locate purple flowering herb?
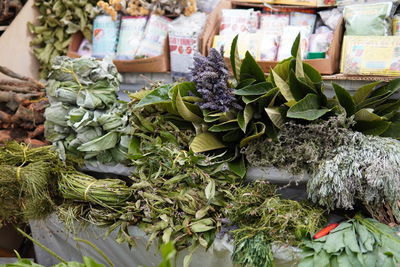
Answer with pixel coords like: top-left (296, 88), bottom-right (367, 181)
top-left (190, 48), bottom-right (242, 112)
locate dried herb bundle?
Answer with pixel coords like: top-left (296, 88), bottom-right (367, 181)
top-left (308, 133), bottom-right (400, 224)
top-left (228, 181), bottom-right (326, 267)
top-left (243, 116), bottom-right (355, 174)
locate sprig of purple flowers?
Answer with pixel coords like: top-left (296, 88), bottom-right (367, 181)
top-left (190, 48), bottom-right (242, 112)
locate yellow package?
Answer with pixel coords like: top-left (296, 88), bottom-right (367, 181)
top-left (341, 36), bottom-right (400, 76)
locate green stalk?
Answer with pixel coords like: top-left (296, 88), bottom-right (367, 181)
top-left (74, 237), bottom-right (115, 267)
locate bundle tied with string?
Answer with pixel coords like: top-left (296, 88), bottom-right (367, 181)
top-left (0, 143), bottom-right (61, 226)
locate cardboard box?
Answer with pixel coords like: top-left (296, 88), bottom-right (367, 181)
top-left (231, 0), bottom-right (335, 7)
top-left (208, 2), bottom-right (344, 74)
top-left (68, 0), bottom-right (230, 73)
top-left (67, 31), bottom-right (170, 73)
top-left (340, 35), bottom-right (400, 76)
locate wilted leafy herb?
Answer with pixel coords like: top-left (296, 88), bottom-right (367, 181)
top-left (232, 233), bottom-right (274, 267)
top-left (28, 0), bottom-right (98, 78)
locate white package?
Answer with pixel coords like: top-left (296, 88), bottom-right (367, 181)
top-left (259, 34), bottom-right (279, 61)
top-left (277, 26), bottom-right (311, 61)
top-left (309, 27), bottom-right (334, 52)
top-left (220, 9), bottom-right (252, 35)
top-left (136, 15), bottom-right (171, 57)
top-left (115, 16), bottom-right (148, 60)
top-left (260, 13), bottom-right (289, 36)
top-left (289, 12), bottom-right (317, 36)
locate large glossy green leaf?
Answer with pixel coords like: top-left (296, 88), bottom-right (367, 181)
top-left (265, 107), bottom-right (285, 129)
top-left (354, 120), bottom-right (391, 135)
top-left (375, 99), bottom-right (400, 116)
top-left (381, 122), bottom-right (400, 138)
top-left (289, 70), bottom-right (317, 101)
top-left (369, 78), bottom-right (400, 98)
top-left (271, 69), bottom-right (295, 102)
top-left (78, 132), bottom-right (118, 152)
top-left (228, 155), bottom-right (246, 178)
top-left (333, 83), bottom-right (356, 116)
top-left (236, 78), bottom-right (256, 89)
top-left (354, 109), bottom-right (382, 121)
top-left (303, 63), bottom-right (322, 83)
top-left (208, 120), bottom-right (239, 132)
top-left (135, 84), bottom-right (173, 108)
top-left (176, 90), bottom-right (203, 123)
top-left (269, 59), bottom-right (291, 82)
top-left (222, 129), bottom-right (243, 142)
top-left (240, 51), bottom-right (266, 83)
top-left (292, 34), bottom-right (305, 79)
top-left (230, 35), bottom-right (242, 81)
top-left (239, 122), bottom-right (266, 147)
top-left (287, 94), bottom-right (331, 121)
top-left (238, 105), bottom-right (253, 132)
top-left (190, 132), bottom-right (225, 153)
top-left (234, 82), bottom-right (273, 95)
top-left (242, 87), bottom-right (279, 104)
top-left (291, 33), bottom-right (301, 58)
top-left (353, 81), bottom-right (381, 105)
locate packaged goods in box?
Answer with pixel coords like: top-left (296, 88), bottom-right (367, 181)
top-left (231, 0), bottom-right (335, 7)
top-left (340, 35), bottom-right (400, 76)
top-left (210, 3), bottom-right (344, 74)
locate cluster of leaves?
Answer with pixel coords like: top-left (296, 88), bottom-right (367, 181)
top-left (28, 0), bottom-right (98, 78)
top-left (227, 181), bottom-right (326, 267)
top-left (44, 57), bottom-right (130, 164)
top-left (242, 115), bottom-right (355, 174)
top-left (300, 215), bottom-right (400, 267)
top-left (308, 132), bottom-right (400, 224)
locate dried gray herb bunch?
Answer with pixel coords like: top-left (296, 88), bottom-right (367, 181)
top-left (308, 133), bottom-right (400, 223)
top-left (242, 115), bottom-right (355, 174)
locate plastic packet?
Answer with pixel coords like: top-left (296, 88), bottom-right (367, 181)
top-left (318, 8), bottom-right (342, 30)
top-left (169, 12), bottom-right (207, 80)
top-left (92, 15), bottom-right (120, 58)
top-left (260, 13), bottom-right (289, 36)
top-left (77, 39), bottom-right (92, 57)
top-left (220, 9), bottom-right (253, 35)
top-left (259, 34), bottom-right (279, 61)
top-left (309, 27), bottom-right (334, 52)
top-left (277, 26), bottom-right (311, 61)
top-left (135, 15), bottom-right (171, 58)
top-left (289, 12), bottom-right (317, 35)
top-left (197, 0), bottom-right (220, 13)
top-left (343, 2), bottom-right (393, 36)
top-left (115, 16), bottom-right (148, 60)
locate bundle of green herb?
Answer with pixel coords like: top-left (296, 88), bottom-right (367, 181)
top-left (44, 57), bottom-right (130, 163)
top-left (228, 181), bottom-right (326, 267)
top-left (243, 115), bottom-right (355, 174)
top-left (299, 215), bottom-right (400, 267)
top-left (0, 143), bottom-right (62, 226)
top-left (308, 133), bottom-right (400, 224)
top-left (28, 0), bottom-right (98, 78)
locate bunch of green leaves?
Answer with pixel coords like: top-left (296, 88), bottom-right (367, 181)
top-left (227, 181), bottom-right (326, 267)
top-left (242, 115), bottom-right (356, 174)
top-left (299, 215), bottom-right (400, 267)
top-left (0, 143), bottom-right (63, 226)
top-left (333, 79), bottom-right (400, 138)
top-left (45, 57), bottom-right (129, 164)
top-left (307, 132), bottom-right (400, 224)
top-left (28, 0), bottom-right (98, 77)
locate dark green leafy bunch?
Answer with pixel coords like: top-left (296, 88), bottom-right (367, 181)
top-left (242, 115), bottom-right (356, 174)
top-left (28, 0), bottom-right (98, 78)
top-left (300, 215), bottom-right (400, 267)
top-left (228, 181), bottom-right (326, 267)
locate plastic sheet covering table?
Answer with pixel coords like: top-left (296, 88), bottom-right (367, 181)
top-left (30, 214), bottom-right (301, 267)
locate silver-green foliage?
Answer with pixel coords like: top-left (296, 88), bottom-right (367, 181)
top-left (308, 132), bottom-right (400, 221)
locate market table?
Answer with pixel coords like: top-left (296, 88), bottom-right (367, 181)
top-left (30, 215), bottom-right (301, 267)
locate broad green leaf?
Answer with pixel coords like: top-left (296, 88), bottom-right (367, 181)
top-left (291, 33), bottom-right (301, 58)
top-left (205, 179), bottom-right (216, 200)
top-left (344, 228), bottom-right (361, 253)
top-left (354, 120), bottom-right (391, 135)
top-left (265, 107), bottom-right (285, 129)
top-left (370, 78), bottom-right (400, 98)
top-left (176, 90), bottom-right (203, 123)
top-left (324, 231), bottom-right (345, 253)
top-left (228, 155), bottom-right (246, 178)
top-left (375, 99), bottom-right (400, 116)
top-left (230, 35), bottom-right (242, 81)
top-left (234, 82), bottom-right (272, 95)
top-left (289, 70), bottom-right (316, 101)
top-left (292, 34), bottom-right (305, 79)
top-left (134, 84), bottom-right (172, 108)
top-left (162, 228), bottom-right (173, 244)
top-left (236, 78), bottom-right (256, 89)
top-left (190, 223), bottom-right (215, 233)
top-left (208, 120), bottom-right (239, 132)
top-left (242, 87), bottom-right (279, 104)
top-left (271, 69), bottom-right (295, 102)
top-left (269, 59), bottom-right (291, 82)
top-left (222, 129), bottom-right (243, 142)
top-left (333, 83), bottom-right (356, 116)
top-left (354, 109), bottom-right (382, 121)
top-left (240, 51), bottom-right (266, 83)
top-left (303, 63), bottom-right (322, 83)
top-left (128, 136), bottom-right (142, 159)
top-left (238, 105), bottom-right (253, 132)
top-left (195, 207), bottom-right (210, 219)
top-left (239, 122), bottom-right (266, 147)
top-left (129, 89), bottom-right (152, 101)
top-left (287, 94), bottom-right (331, 121)
top-left (190, 132), bottom-right (225, 153)
top-left (353, 81), bottom-right (382, 105)
top-left (381, 122), bottom-right (400, 138)
top-left (78, 132), bottom-right (118, 152)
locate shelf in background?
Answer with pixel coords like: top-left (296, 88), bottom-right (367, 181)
top-left (322, 74), bottom-right (398, 82)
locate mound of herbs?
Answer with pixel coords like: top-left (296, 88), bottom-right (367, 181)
top-left (308, 133), bottom-right (400, 224)
top-left (228, 181), bottom-right (326, 267)
top-left (299, 215), bottom-right (400, 267)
